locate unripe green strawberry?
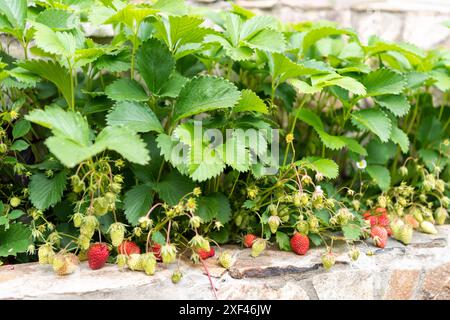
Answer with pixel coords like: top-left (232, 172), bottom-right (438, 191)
top-left (38, 244), bottom-right (55, 264)
top-left (434, 208), bottom-right (448, 225)
top-left (351, 199), bottom-right (360, 211)
top-left (72, 212), bottom-right (83, 228)
top-left (399, 166), bottom-right (408, 177)
top-left (78, 234), bottom-right (91, 250)
top-left (80, 215), bottom-right (98, 237)
top-left (127, 254), bottom-right (143, 271)
top-left (171, 270), bottom-right (183, 284)
top-left (234, 213), bottom-right (243, 227)
top-left (377, 195), bottom-right (387, 208)
top-left (278, 207), bottom-right (290, 223)
top-left (138, 216), bottom-right (152, 229)
top-left (293, 193), bottom-right (302, 207)
top-left (218, 251), bottom-right (233, 270)
top-left (161, 243), bottom-right (177, 264)
top-left (0, 143), bottom-right (7, 153)
top-left (435, 179), bottom-right (445, 193)
top-left (70, 175), bottom-right (84, 193)
top-left (104, 192), bottom-right (116, 206)
top-left (189, 215), bottom-right (202, 229)
top-left (93, 197), bottom-right (109, 216)
top-left (10, 196), bottom-right (21, 208)
top-left (321, 252), bottom-right (335, 271)
top-left (308, 216), bottom-right (319, 233)
top-left (141, 253), bottom-right (157, 276)
top-left (109, 222), bottom-right (126, 247)
top-left (251, 238), bottom-right (266, 258)
top-left (410, 207), bottom-right (423, 223)
top-left (296, 220), bottom-right (309, 234)
top-left (394, 224), bottom-right (413, 245)
top-left (312, 196), bottom-right (323, 209)
top-left (390, 218), bottom-right (405, 236)
top-left (52, 253), bottom-right (79, 276)
top-left (268, 215), bottom-right (281, 234)
top-left (420, 221), bottom-right (437, 234)
top-left (348, 247), bottom-right (360, 261)
top-left (116, 254), bottom-right (127, 268)
top-left (109, 182), bottom-right (122, 193)
top-left (442, 196), bottom-right (450, 207)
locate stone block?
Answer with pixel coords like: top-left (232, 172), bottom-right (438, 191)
top-left (420, 262), bottom-right (450, 300)
top-left (312, 270), bottom-right (375, 299)
top-left (383, 269), bottom-right (421, 300)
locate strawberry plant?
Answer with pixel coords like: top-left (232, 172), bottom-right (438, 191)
top-left (0, 0), bottom-right (448, 281)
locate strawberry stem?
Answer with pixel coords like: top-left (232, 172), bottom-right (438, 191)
top-left (201, 258), bottom-right (218, 299)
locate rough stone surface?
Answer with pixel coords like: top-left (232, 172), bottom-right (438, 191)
top-left (312, 270), bottom-right (376, 300)
top-left (383, 269), bottom-right (421, 300)
top-left (420, 262), bottom-right (450, 300)
top-left (1, 226), bottom-right (450, 299)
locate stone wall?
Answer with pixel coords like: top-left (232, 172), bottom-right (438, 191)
top-left (1, 225), bottom-right (449, 300)
top-left (186, 0), bottom-right (450, 49)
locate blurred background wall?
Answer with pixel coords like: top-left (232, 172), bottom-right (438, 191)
top-left (186, 0), bottom-right (450, 49)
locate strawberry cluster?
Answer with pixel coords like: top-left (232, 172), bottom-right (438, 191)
top-left (364, 207), bottom-right (391, 248)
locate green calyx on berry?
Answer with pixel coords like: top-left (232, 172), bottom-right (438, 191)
top-left (268, 215), bottom-right (281, 234)
top-left (141, 253), bottom-right (157, 276)
top-left (38, 244), bottom-right (55, 264)
top-left (108, 222), bottom-right (126, 247)
top-left (171, 270), bottom-right (183, 284)
top-left (160, 243), bottom-right (177, 264)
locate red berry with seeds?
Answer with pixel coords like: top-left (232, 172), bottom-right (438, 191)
top-left (198, 247), bottom-right (215, 260)
top-left (371, 226), bottom-right (388, 248)
top-left (378, 215), bottom-right (390, 227)
top-left (87, 242), bottom-right (109, 270)
top-left (290, 233), bottom-right (310, 255)
top-left (151, 243), bottom-right (162, 261)
top-left (243, 234), bottom-right (257, 248)
top-left (118, 241), bottom-right (140, 256)
top-left (368, 216), bottom-right (379, 226)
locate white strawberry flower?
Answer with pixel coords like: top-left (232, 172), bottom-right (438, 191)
top-left (356, 159), bottom-right (367, 170)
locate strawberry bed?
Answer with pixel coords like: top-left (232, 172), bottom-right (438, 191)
top-left (0, 0), bottom-right (449, 292)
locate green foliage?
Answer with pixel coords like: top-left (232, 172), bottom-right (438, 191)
top-left (0, 0), bottom-right (449, 269)
top-left (0, 223), bottom-right (31, 257)
top-left (26, 106), bottom-right (150, 167)
top-left (173, 76), bottom-right (241, 122)
top-left (29, 171), bottom-right (67, 211)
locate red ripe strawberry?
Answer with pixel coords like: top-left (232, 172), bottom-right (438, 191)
top-left (368, 215), bottom-right (379, 226)
top-left (370, 226), bottom-right (388, 249)
top-left (87, 242), bottom-right (109, 270)
top-left (243, 234), bottom-right (257, 248)
top-left (198, 247), bottom-right (215, 260)
top-left (151, 243), bottom-right (162, 261)
top-left (118, 241), bottom-right (140, 256)
top-left (378, 215), bottom-right (390, 227)
top-left (290, 233), bottom-right (310, 255)
top-left (363, 210), bottom-right (372, 220)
